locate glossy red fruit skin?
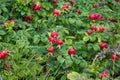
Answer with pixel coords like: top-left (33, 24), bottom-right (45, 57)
top-left (86, 30), bottom-right (92, 35)
top-left (99, 27), bottom-right (105, 32)
top-left (111, 54), bottom-right (118, 60)
top-left (99, 42), bottom-right (107, 49)
top-left (101, 71), bottom-right (107, 78)
top-left (62, 3), bottom-right (69, 9)
top-left (37, 5), bottom-right (42, 10)
top-left (56, 40), bottom-right (63, 45)
top-left (89, 13), bottom-right (96, 20)
top-left (48, 37), bottom-right (55, 43)
top-left (68, 48), bottom-right (76, 55)
top-left (91, 26), bottom-right (97, 31)
top-left (53, 9), bottom-right (59, 16)
top-left (47, 47), bottom-right (54, 53)
top-left (0, 52), bottom-right (6, 59)
top-left (109, 18), bottom-right (114, 22)
top-left (32, 3), bottom-right (37, 7)
top-left (51, 32), bottom-right (58, 37)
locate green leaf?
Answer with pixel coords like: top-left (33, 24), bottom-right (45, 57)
top-left (69, 18), bottom-right (76, 24)
top-left (57, 56), bottom-right (65, 63)
top-left (67, 72), bottom-right (80, 80)
top-left (0, 30), bottom-right (6, 35)
top-left (83, 36), bottom-right (89, 42)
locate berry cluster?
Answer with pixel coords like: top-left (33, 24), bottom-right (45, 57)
top-left (89, 13), bottom-right (103, 21)
top-left (32, 2), bottom-right (42, 12)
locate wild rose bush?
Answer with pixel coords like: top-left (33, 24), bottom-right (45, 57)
top-left (0, 0), bottom-right (120, 80)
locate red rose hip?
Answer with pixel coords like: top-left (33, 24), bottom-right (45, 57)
top-left (68, 48), bottom-right (76, 55)
top-left (99, 27), bottom-right (105, 32)
top-left (99, 42), bottom-right (107, 49)
top-left (86, 30), bottom-right (92, 35)
top-left (51, 32), bottom-right (58, 37)
top-left (56, 39), bottom-right (63, 45)
top-left (91, 26), bottom-right (97, 31)
top-left (101, 71), bottom-right (107, 78)
top-left (111, 54), bottom-right (118, 60)
top-left (47, 47), bottom-right (54, 53)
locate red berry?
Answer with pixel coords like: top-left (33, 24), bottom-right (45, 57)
top-left (51, 32), bottom-right (58, 37)
top-left (99, 27), bottom-right (105, 32)
top-left (33, 6), bottom-right (38, 11)
top-left (62, 3), bottom-right (69, 9)
top-left (53, 0), bottom-right (57, 3)
top-left (9, 19), bottom-right (16, 23)
top-left (109, 18), bottom-right (114, 22)
top-left (37, 5), bottom-right (42, 10)
top-left (101, 71), bottom-right (107, 78)
top-left (111, 54), bottom-right (118, 60)
top-left (32, 3), bottom-right (37, 7)
top-left (99, 42), bottom-right (107, 49)
top-left (0, 52), bottom-right (6, 59)
top-left (98, 15), bottom-right (103, 20)
top-left (53, 9), bottom-right (60, 16)
top-left (48, 37), bottom-right (55, 43)
top-left (68, 48), bottom-right (76, 55)
top-left (75, 9), bottom-right (80, 14)
top-left (91, 26), bottom-right (97, 31)
top-left (89, 13), bottom-right (97, 20)
top-left (47, 47), bottom-right (54, 53)
top-left (93, 4), bottom-right (97, 8)
top-left (56, 40), bottom-right (63, 45)
top-left (86, 30), bottom-right (92, 35)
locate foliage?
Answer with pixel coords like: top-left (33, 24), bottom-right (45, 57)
top-left (0, 0), bottom-right (120, 80)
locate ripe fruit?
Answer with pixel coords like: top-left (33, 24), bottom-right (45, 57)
top-left (68, 48), bottom-right (76, 55)
top-left (47, 47), bottom-right (54, 53)
top-left (56, 39), bottom-right (63, 45)
top-left (99, 27), bottom-right (105, 32)
top-left (101, 71), bottom-right (107, 78)
top-left (53, 0), bottom-right (57, 3)
top-left (32, 2), bottom-right (42, 11)
top-left (75, 9), bottom-right (80, 14)
top-left (9, 19), bottom-right (16, 23)
top-left (86, 30), bottom-right (92, 35)
top-left (37, 5), bottom-right (42, 10)
top-left (89, 13), bottom-right (102, 21)
top-left (93, 4), bottom-right (97, 8)
top-left (99, 42), bottom-right (107, 49)
top-left (62, 3), bottom-right (69, 9)
top-left (0, 52), bottom-right (7, 59)
top-left (109, 18), bottom-right (114, 22)
top-left (51, 32), bottom-right (58, 37)
top-left (53, 9), bottom-right (60, 16)
top-left (91, 26), bottom-right (97, 31)
top-left (48, 37), bottom-right (55, 43)
top-left (111, 54), bottom-right (118, 60)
